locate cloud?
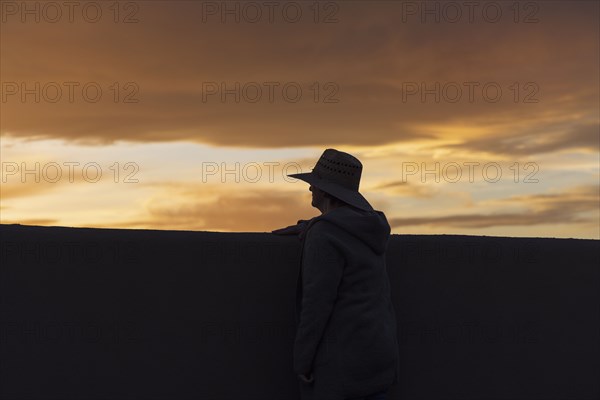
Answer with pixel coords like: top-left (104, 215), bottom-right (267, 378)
top-left (0, 159), bottom-right (94, 199)
top-left (440, 123), bottom-right (599, 156)
top-left (0, 218), bottom-right (59, 226)
top-left (371, 180), bottom-right (439, 198)
top-left (1, 1), bottom-right (598, 154)
top-left (0, 179), bottom-right (61, 200)
top-left (388, 184), bottom-right (599, 229)
top-left (91, 183), bottom-right (318, 232)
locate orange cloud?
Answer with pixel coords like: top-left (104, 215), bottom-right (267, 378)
top-left (1, 1), bottom-right (597, 153)
top-left (90, 183), bottom-right (318, 232)
top-left (389, 185), bottom-right (599, 229)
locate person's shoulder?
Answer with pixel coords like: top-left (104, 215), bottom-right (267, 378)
top-left (305, 220), bottom-right (349, 246)
top-left (305, 219), bottom-right (331, 237)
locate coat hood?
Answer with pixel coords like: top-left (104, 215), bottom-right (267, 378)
top-left (301, 206), bottom-right (391, 255)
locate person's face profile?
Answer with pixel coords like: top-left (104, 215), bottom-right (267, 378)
top-left (309, 185), bottom-right (324, 211)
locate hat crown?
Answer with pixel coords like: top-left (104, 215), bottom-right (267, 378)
top-left (313, 149), bottom-right (363, 191)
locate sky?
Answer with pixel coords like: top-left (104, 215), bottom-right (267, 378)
top-left (1, 0), bottom-right (598, 239)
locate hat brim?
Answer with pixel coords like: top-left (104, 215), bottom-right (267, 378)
top-left (288, 172), bottom-right (374, 211)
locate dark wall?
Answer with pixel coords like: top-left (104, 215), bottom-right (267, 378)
top-left (1, 224), bottom-right (598, 400)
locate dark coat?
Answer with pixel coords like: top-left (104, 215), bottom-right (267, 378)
top-left (294, 205), bottom-right (400, 400)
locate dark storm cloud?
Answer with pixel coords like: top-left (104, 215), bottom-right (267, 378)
top-left (1, 1), bottom-right (598, 152)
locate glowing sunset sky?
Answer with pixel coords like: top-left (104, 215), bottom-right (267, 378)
top-left (1, 1), bottom-right (598, 239)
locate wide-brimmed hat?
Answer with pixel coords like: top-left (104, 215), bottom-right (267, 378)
top-left (288, 148), bottom-right (374, 211)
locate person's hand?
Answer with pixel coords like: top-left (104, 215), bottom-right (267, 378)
top-left (298, 372), bottom-right (314, 384)
top-left (271, 219), bottom-right (310, 235)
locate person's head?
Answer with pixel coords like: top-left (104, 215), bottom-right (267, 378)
top-left (309, 184), bottom-right (349, 214)
top-left (288, 148), bottom-right (375, 213)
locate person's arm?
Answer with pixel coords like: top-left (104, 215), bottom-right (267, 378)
top-left (271, 219), bottom-right (310, 235)
top-left (293, 222), bottom-right (345, 377)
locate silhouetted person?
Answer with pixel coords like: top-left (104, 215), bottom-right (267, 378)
top-left (273, 149), bottom-right (400, 400)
